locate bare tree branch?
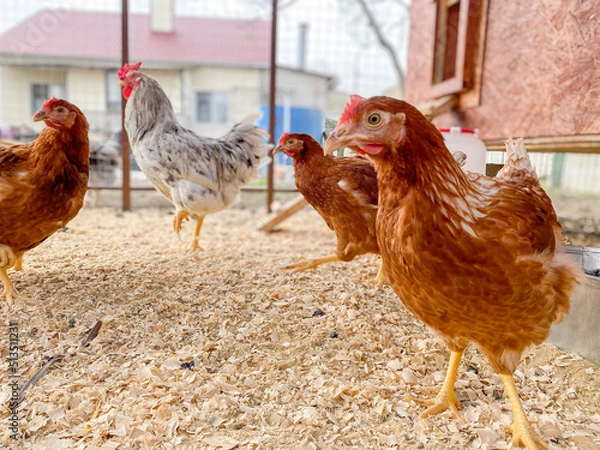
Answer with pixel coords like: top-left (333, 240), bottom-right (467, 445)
top-left (354, 0), bottom-right (406, 96)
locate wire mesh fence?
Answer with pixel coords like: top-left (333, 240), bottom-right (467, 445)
top-left (0, 0), bottom-right (598, 209)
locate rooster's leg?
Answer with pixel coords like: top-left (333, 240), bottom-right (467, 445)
top-left (173, 210), bottom-right (190, 234)
top-left (284, 254), bottom-right (341, 271)
top-left (499, 373), bottom-right (548, 450)
top-left (419, 350), bottom-right (464, 420)
top-left (187, 217), bottom-right (204, 252)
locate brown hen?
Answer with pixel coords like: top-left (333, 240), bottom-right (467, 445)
top-left (324, 95), bottom-right (582, 450)
top-left (275, 133), bottom-right (385, 285)
top-left (0, 98), bottom-right (90, 304)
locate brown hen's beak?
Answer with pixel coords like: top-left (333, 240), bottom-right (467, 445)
top-left (32, 108), bottom-right (48, 122)
top-left (323, 126), bottom-right (353, 155)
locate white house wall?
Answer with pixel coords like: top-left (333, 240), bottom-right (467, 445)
top-left (0, 63), bottom-right (331, 143)
top-left (66, 68), bottom-right (105, 133)
top-left (187, 66), bottom-right (260, 137)
top-left (1, 66), bottom-right (65, 131)
top-left (269, 69), bottom-right (329, 110)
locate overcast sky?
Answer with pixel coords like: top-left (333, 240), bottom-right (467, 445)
top-left (0, 0), bottom-right (409, 97)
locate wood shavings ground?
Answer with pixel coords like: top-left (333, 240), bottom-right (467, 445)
top-left (0, 192), bottom-right (599, 450)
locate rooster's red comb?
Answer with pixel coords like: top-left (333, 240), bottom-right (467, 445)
top-left (118, 62), bottom-right (142, 80)
top-left (41, 97), bottom-right (58, 109)
top-left (339, 94), bottom-right (363, 125)
top-left (278, 132), bottom-right (290, 145)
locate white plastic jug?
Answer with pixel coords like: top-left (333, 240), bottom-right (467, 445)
top-left (439, 127), bottom-right (487, 175)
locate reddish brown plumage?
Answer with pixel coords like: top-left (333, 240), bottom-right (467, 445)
top-left (276, 133), bottom-right (379, 263)
top-left (326, 96), bottom-right (581, 372)
top-left (0, 98), bottom-right (90, 302)
top-left (324, 95), bottom-right (583, 447)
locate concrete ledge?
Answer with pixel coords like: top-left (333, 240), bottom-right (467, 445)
top-left (549, 247), bottom-right (600, 365)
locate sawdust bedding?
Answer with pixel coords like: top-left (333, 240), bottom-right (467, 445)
top-left (1, 200), bottom-right (599, 450)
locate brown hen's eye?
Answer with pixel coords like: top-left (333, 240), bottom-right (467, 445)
top-left (367, 113), bottom-right (381, 126)
top-left (57, 107), bottom-right (64, 113)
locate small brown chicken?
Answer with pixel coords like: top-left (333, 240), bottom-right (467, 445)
top-left (324, 95), bottom-right (582, 450)
top-left (0, 98), bottom-right (90, 304)
top-left (275, 133), bottom-right (385, 285)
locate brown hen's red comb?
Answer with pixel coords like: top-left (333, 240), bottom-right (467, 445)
top-left (41, 97), bottom-right (58, 109)
top-left (118, 61), bottom-right (142, 80)
top-left (278, 132), bottom-right (290, 145)
top-left (339, 94), bottom-right (363, 125)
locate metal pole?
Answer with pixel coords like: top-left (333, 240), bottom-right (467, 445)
top-left (266, 0), bottom-right (278, 213)
top-left (120, 0), bottom-right (131, 211)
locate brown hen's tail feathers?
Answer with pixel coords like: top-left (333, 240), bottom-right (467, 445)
top-left (225, 114), bottom-right (273, 168)
top-left (495, 138), bottom-right (538, 182)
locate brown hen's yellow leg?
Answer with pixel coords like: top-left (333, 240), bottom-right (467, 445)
top-left (500, 373), bottom-right (548, 450)
top-left (284, 254), bottom-right (341, 272)
top-left (13, 255), bottom-right (24, 272)
top-left (173, 210), bottom-right (189, 234)
top-left (187, 217), bottom-right (204, 252)
top-left (419, 350), bottom-right (464, 420)
top-left (0, 269), bottom-right (28, 305)
top-left (374, 260), bottom-right (386, 289)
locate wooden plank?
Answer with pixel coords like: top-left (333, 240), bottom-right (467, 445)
top-left (418, 94), bottom-right (459, 120)
top-left (484, 134), bottom-right (600, 154)
top-left (258, 195), bottom-right (309, 233)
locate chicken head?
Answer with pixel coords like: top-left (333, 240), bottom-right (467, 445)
top-left (118, 61), bottom-right (143, 99)
top-left (275, 132), bottom-right (307, 157)
top-left (33, 97), bottom-right (80, 129)
top-left (324, 95), bottom-right (409, 157)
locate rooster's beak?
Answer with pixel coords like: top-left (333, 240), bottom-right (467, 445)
top-left (119, 80), bottom-right (125, 87)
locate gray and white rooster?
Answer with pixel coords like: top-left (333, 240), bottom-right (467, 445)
top-left (119, 62), bottom-right (272, 251)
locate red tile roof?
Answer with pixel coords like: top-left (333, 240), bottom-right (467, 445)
top-left (0, 9), bottom-right (271, 66)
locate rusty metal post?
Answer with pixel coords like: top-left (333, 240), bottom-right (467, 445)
top-left (120, 0), bottom-right (131, 211)
top-left (266, 0), bottom-right (278, 213)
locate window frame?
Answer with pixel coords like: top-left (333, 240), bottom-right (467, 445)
top-left (429, 0), bottom-right (488, 99)
top-left (31, 84), bottom-right (50, 113)
top-left (106, 69), bottom-right (122, 112)
top-left (195, 91), bottom-right (229, 124)
top-left (31, 83), bottom-right (63, 114)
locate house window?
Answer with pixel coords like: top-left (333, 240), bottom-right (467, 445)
top-left (32, 84), bottom-right (49, 112)
top-left (195, 91), bottom-right (228, 124)
top-left (430, 0), bottom-right (487, 98)
top-left (31, 83), bottom-right (63, 113)
top-left (106, 70), bottom-right (122, 111)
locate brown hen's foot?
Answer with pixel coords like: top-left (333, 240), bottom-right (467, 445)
top-left (173, 210), bottom-right (190, 234)
top-left (284, 254), bottom-right (341, 272)
top-left (500, 373), bottom-right (548, 450)
top-left (419, 350), bottom-right (464, 421)
top-left (419, 387), bottom-right (463, 421)
top-left (0, 269), bottom-right (30, 305)
top-left (186, 217), bottom-right (204, 253)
